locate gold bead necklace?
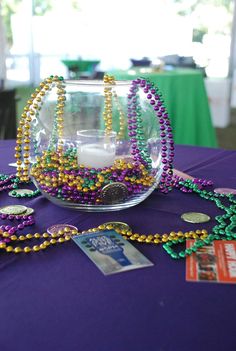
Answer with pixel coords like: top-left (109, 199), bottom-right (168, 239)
top-left (0, 223), bottom-right (208, 254)
top-left (103, 74), bottom-right (126, 139)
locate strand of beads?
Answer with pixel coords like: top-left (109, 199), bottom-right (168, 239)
top-left (163, 179), bottom-right (236, 259)
top-left (9, 188), bottom-right (40, 198)
top-left (0, 227), bottom-right (73, 253)
top-left (97, 224), bottom-right (208, 243)
top-left (103, 74), bottom-right (114, 134)
top-left (15, 75), bottom-right (65, 183)
top-left (0, 173), bottom-right (40, 198)
top-left (0, 213), bottom-right (35, 236)
top-left (128, 78), bottom-right (174, 192)
top-left (171, 173), bottom-right (213, 193)
top-left (0, 221), bottom-right (209, 254)
top-left (103, 75), bottom-right (126, 140)
top-left (0, 174), bottom-right (19, 192)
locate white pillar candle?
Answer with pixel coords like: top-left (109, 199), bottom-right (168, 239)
top-left (77, 143), bottom-right (116, 169)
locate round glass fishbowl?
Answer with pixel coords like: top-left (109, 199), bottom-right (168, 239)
top-left (24, 76), bottom-right (174, 211)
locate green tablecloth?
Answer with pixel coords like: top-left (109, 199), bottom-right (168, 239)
top-left (109, 69), bottom-right (217, 147)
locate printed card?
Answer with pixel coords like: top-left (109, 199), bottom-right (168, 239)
top-left (72, 230), bottom-right (153, 275)
top-left (186, 240), bottom-right (236, 284)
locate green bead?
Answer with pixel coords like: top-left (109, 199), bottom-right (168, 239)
top-left (171, 253), bottom-right (179, 259)
top-left (185, 248), bottom-right (192, 255)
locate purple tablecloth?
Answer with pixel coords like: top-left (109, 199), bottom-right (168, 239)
top-left (0, 140), bottom-right (236, 351)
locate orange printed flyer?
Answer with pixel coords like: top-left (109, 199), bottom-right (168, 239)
top-left (186, 240), bottom-right (236, 283)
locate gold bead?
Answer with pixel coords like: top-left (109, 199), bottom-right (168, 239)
top-left (2, 231), bottom-right (10, 237)
top-left (6, 246), bottom-right (14, 252)
top-left (24, 246), bottom-right (31, 253)
top-left (14, 247), bottom-right (22, 253)
top-left (34, 233), bottom-right (41, 239)
top-left (130, 235), bottom-right (136, 241)
top-left (50, 239), bottom-right (57, 244)
top-left (10, 235), bottom-right (17, 241)
top-left (26, 233), bottom-right (33, 239)
top-left (154, 239), bottom-right (160, 244)
top-left (0, 242), bottom-right (6, 249)
top-left (33, 245), bottom-right (40, 252)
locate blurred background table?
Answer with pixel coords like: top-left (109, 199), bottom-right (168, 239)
top-left (110, 68), bottom-right (217, 148)
top-left (61, 59), bottom-right (100, 79)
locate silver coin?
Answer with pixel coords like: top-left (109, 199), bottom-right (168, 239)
top-left (8, 189), bottom-right (35, 197)
top-left (47, 224), bottom-right (78, 235)
top-left (100, 182), bottom-right (128, 204)
top-left (0, 205), bottom-right (28, 215)
top-left (181, 212), bottom-right (211, 223)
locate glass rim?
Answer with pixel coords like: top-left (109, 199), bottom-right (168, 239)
top-left (64, 79), bottom-right (132, 87)
top-left (76, 129), bottom-right (117, 138)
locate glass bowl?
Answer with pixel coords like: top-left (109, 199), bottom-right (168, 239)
top-left (27, 77), bottom-right (174, 211)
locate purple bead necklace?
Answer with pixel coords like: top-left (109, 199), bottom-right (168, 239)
top-left (128, 78), bottom-right (174, 193)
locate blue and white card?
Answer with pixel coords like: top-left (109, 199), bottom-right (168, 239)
top-left (72, 230), bottom-right (153, 275)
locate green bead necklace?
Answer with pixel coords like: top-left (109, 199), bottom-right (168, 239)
top-left (163, 179), bottom-right (236, 259)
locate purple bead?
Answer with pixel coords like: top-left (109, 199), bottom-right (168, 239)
top-left (8, 227), bottom-right (16, 235)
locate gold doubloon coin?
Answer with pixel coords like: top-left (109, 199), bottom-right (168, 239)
top-left (0, 205), bottom-right (28, 215)
top-left (101, 221), bottom-right (131, 232)
top-left (181, 212), bottom-right (211, 224)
